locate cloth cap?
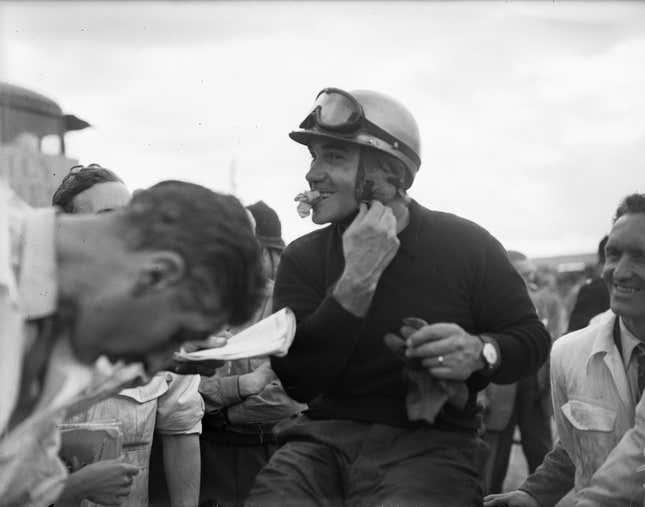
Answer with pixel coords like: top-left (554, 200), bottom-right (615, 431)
top-left (246, 201), bottom-right (285, 250)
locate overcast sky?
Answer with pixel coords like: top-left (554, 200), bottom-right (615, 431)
top-left (1, 1), bottom-right (644, 257)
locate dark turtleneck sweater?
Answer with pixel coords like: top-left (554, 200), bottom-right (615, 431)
top-left (271, 200), bottom-right (550, 430)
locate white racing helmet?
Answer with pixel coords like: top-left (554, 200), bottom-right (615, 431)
top-left (289, 88), bottom-right (422, 186)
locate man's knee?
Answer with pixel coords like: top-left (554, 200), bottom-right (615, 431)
top-left (247, 441), bottom-right (342, 507)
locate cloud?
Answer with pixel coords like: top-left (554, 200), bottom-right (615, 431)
top-left (4, 1), bottom-right (645, 256)
top-left (4, 2), bottom-right (295, 49)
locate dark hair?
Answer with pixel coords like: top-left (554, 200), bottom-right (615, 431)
top-left (507, 250), bottom-right (527, 262)
top-left (597, 235), bottom-right (608, 265)
top-left (361, 146), bottom-right (411, 191)
top-left (356, 146), bottom-right (412, 205)
top-left (122, 180), bottom-right (265, 327)
top-left (614, 193), bottom-right (645, 223)
top-left (246, 200), bottom-right (285, 250)
top-left (52, 163), bottom-right (123, 212)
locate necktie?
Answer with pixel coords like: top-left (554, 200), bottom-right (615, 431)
top-left (634, 343), bottom-right (645, 399)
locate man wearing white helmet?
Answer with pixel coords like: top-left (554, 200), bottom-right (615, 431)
top-left (246, 88), bottom-right (550, 506)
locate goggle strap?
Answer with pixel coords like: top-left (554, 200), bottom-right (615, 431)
top-left (296, 118), bottom-right (419, 169)
top-left (361, 119), bottom-right (420, 169)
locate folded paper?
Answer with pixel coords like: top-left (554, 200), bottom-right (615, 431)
top-left (174, 308), bottom-right (296, 362)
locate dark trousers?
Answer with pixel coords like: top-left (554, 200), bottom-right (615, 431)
top-left (200, 433), bottom-right (278, 507)
top-left (483, 375), bottom-right (553, 494)
top-left (246, 416), bottom-right (487, 507)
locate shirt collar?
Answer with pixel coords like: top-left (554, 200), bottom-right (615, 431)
top-left (18, 208), bottom-right (58, 320)
top-left (587, 310), bottom-right (620, 366)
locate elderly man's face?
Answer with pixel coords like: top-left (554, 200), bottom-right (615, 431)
top-left (305, 139), bottom-right (361, 224)
top-left (603, 213), bottom-right (645, 324)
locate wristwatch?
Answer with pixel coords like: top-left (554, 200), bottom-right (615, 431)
top-left (478, 335), bottom-right (499, 372)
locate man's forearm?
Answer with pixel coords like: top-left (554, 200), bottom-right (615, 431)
top-left (54, 473), bottom-right (86, 506)
top-left (162, 434), bottom-right (200, 507)
top-left (271, 294), bottom-right (364, 402)
top-left (332, 268), bottom-right (378, 317)
top-left (199, 374), bottom-right (242, 413)
top-left (519, 440), bottom-right (575, 507)
top-left (226, 381), bottom-right (305, 425)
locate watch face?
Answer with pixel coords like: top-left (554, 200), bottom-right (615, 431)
top-left (483, 343), bottom-right (498, 366)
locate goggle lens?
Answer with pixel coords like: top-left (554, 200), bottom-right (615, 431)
top-left (301, 88), bottom-right (363, 132)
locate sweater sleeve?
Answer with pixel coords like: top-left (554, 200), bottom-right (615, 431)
top-left (470, 234), bottom-right (551, 386)
top-left (270, 245), bottom-right (365, 403)
top-left (519, 349), bottom-right (575, 506)
top-left (199, 371), bottom-right (243, 413)
top-left (519, 440), bottom-right (575, 507)
top-left (226, 379), bottom-right (307, 425)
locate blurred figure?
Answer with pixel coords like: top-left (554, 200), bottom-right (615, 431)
top-left (481, 251), bottom-right (557, 494)
top-left (485, 194), bottom-right (645, 507)
top-left (572, 199), bottom-right (645, 506)
top-left (198, 201), bottom-right (305, 507)
top-left (51, 163), bottom-right (130, 213)
top-left (0, 171), bottom-right (264, 506)
top-left (567, 236), bottom-right (610, 332)
top-left (534, 268), bottom-right (567, 337)
top-left (51, 164), bottom-right (205, 507)
top-left (247, 201), bottom-right (286, 283)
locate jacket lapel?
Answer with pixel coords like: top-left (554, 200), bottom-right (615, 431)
top-left (588, 312), bottom-right (631, 409)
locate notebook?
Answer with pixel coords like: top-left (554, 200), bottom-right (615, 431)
top-left (58, 421), bottom-right (123, 470)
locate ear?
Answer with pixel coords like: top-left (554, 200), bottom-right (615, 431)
top-left (134, 251), bottom-right (186, 295)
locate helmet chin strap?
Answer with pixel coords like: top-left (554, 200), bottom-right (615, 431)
top-left (338, 151), bottom-right (410, 231)
top-left (353, 149), bottom-right (374, 205)
top-left (331, 151), bottom-right (370, 230)
top-left (353, 147), bottom-right (406, 207)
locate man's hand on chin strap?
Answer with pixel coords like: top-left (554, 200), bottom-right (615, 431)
top-left (333, 201), bottom-right (400, 317)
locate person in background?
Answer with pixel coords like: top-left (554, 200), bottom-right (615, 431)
top-left (50, 164), bottom-right (205, 507)
top-left (481, 251), bottom-right (558, 494)
top-left (569, 197), bottom-right (645, 507)
top-left (247, 87), bottom-right (550, 506)
top-left (51, 163), bottom-right (130, 214)
top-left (0, 171), bottom-right (264, 506)
top-left (485, 194), bottom-right (645, 507)
top-left (568, 236), bottom-right (610, 332)
top-left (198, 200), bottom-right (305, 507)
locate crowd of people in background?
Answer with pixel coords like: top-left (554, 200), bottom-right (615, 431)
top-left (1, 85), bottom-right (643, 507)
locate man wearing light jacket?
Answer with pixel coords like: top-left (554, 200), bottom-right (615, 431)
top-left (485, 193), bottom-right (645, 507)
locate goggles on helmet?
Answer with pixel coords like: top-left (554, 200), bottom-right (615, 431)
top-left (300, 88), bottom-right (364, 133)
top-left (299, 88), bottom-right (420, 168)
